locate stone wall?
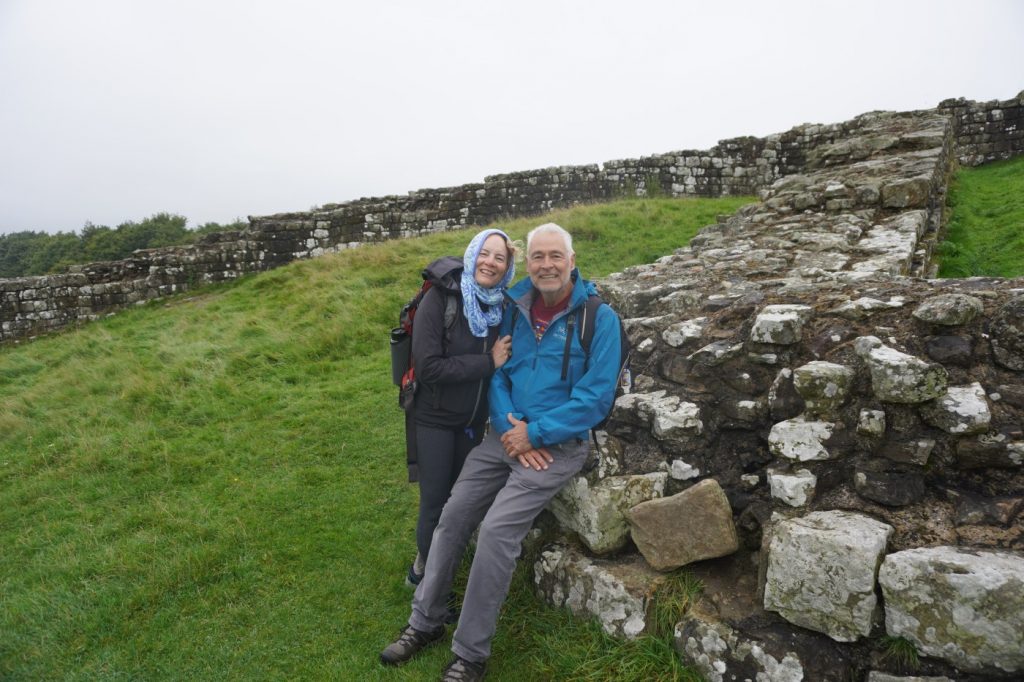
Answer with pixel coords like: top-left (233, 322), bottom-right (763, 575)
top-left (533, 104), bottom-right (1024, 680)
top-left (4, 91), bottom-right (1021, 344)
top-left (940, 91), bottom-right (1024, 166)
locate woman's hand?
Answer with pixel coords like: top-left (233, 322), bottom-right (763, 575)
top-left (491, 335), bottom-right (512, 369)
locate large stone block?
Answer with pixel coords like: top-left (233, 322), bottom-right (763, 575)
top-left (763, 510), bottom-right (894, 642)
top-left (548, 473), bottom-right (666, 554)
top-left (534, 543), bottom-right (666, 639)
top-left (989, 294), bottom-right (1024, 370)
top-left (749, 304), bottom-right (814, 345)
top-left (611, 390), bottom-right (703, 441)
top-left (879, 546), bottom-right (1024, 673)
top-left (920, 382), bottom-right (992, 435)
top-left (861, 342), bottom-right (948, 404)
top-left (768, 416), bottom-right (836, 462)
top-left (912, 293), bottom-right (984, 326)
top-left (792, 361), bottom-right (854, 417)
top-left (626, 479), bottom-right (739, 571)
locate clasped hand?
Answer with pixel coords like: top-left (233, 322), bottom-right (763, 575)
top-left (501, 414), bottom-right (553, 471)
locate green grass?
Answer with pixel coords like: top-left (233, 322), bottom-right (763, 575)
top-left (878, 635), bottom-right (919, 671)
top-left (1, 196), bottom-right (749, 681)
top-left (938, 154), bottom-right (1024, 278)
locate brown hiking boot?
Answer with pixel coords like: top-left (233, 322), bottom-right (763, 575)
top-left (379, 624), bottom-right (446, 666)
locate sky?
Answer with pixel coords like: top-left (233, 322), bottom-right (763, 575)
top-left (1, 0), bottom-right (1021, 236)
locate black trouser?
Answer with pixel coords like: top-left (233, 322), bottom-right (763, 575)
top-left (414, 422), bottom-right (483, 561)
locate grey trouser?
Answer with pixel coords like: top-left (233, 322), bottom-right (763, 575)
top-left (408, 428), bottom-right (588, 663)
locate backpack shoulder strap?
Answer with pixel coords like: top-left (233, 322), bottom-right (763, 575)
top-left (579, 294), bottom-right (603, 360)
top-left (442, 292), bottom-right (458, 330)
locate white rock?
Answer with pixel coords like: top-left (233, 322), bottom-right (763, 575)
top-left (879, 546), bottom-right (1024, 673)
top-left (768, 468), bottom-right (817, 507)
top-left (768, 417), bottom-right (836, 461)
top-left (764, 511), bottom-right (894, 642)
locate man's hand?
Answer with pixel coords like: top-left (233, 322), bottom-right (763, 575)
top-left (516, 447), bottom-right (554, 471)
top-left (502, 415), bottom-right (553, 470)
top-left (501, 414), bottom-right (533, 456)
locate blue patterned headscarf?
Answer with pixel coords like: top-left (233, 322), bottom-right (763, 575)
top-left (461, 228), bottom-right (515, 337)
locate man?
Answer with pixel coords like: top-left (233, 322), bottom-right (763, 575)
top-left (380, 222), bottom-right (622, 681)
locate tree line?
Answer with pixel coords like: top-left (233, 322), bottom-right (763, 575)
top-left (0, 213), bottom-right (247, 278)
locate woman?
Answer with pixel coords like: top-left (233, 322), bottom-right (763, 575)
top-left (406, 228), bottom-right (515, 586)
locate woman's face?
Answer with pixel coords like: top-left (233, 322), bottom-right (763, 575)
top-left (474, 234), bottom-right (510, 288)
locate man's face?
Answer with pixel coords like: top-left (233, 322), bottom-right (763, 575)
top-left (527, 231), bottom-right (575, 300)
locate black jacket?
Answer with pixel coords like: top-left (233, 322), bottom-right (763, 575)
top-left (411, 270), bottom-right (500, 429)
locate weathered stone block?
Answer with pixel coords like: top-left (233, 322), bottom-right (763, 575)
top-left (548, 473), bottom-right (666, 555)
top-left (612, 390), bottom-right (703, 441)
top-left (627, 479), bottom-right (739, 571)
top-left (863, 342), bottom-right (948, 404)
top-left (857, 409), bottom-right (886, 436)
top-left (879, 546), bottom-right (1024, 673)
top-left (768, 467), bottom-right (817, 507)
top-left (989, 294), bottom-right (1024, 370)
top-left (763, 510), bottom-right (893, 642)
top-left (920, 382), bottom-right (991, 435)
top-left (534, 544), bottom-right (665, 639)
top-left (768, 416), bottom-right (836, 462)
top-left (792, 361), bottom-right (854, 417)
top-left (912, 293), bottom-right (984, 326)
top-left (749, 305), bottom-right (814, 345)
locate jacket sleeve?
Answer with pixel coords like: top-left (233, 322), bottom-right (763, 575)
top-left (488, 304), bottom-right (524, 435)
top-left (526, 304), bottom-right (621, 447)
top-left (412, 287), bottom-right (494, 385)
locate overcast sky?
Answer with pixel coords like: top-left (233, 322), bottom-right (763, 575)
top-left (1, 0), bottom-right (1021, 235)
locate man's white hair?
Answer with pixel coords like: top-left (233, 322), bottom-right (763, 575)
top-left (526, 222), bottom-right (574, 256)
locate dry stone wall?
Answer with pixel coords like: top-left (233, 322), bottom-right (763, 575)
top-left (533, 103), bottom-right (1024, 680)
top-left (4, 92), bottom-right (1020, 344)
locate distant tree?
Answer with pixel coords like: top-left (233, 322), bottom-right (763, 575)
top-left (0, 213), bottom-right (251, 278)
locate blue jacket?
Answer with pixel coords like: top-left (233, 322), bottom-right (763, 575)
top-left (489, 269), bottom-right (622, 447)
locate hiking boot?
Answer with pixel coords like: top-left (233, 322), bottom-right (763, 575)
top-left (405, 552), bottom-right (426, 588)
top-left (379, 624), bottom-right (446, 666)
top-left (440, 656), bottom-right (486, 681)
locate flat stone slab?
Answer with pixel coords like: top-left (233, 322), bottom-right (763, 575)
top-left (627, 478), bottom-right (739, 571)
top-left (763, 510), bottom-right (894, 642)
top-left (534, 543), bottom-right (667, 639)
top-left (920, 382), bottom-right (992, 435)
top-left (879, 546), bottom-right (1024, 674)
top-left (792, 361), bottom-right (854, 417)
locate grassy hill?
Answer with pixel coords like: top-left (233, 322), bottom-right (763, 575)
top-left (938, 154), bottom-right (1024, 277)
top-left (0, 197), bottom-right (751, 681)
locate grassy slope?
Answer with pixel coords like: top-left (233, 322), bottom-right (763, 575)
top-left (1, 197), bottom-right (750, 681)
top-left (938, 154), bottom-right (1024, 278)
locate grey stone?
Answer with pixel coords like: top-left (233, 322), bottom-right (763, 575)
top-left (854, 461), bottom-right (926, 507)
top-left (627, 479), bottom-right (739, 571)
top-left (857, 409), bottom-right (886, 437)
top-left (763, 510), bottom-right (894, 642)
top-left (912, 294), bottom-right (984, 326)
top-left (548, 473), bottom-right (667, 555)
top-left (768, 417), bottom-right (836, 462)
top-left (956, 434), bottom-right (1024, 469)
top-left (866, 675), bottom-right (952, 682)
top-left (792, 361), bottom-right (854, 417)
top-left (749, 305), bottom-right (814, 345)
top-left (863, 343), bottom-right (948, 404)
top-left (768, 468), bottom-right (817, 507)
top-left (661, 317), bottom-right (707, 347)
top-left (989, 295), bottom-right (1024, 370)
top-left (924, 335), bottom-right (973, 365)
top-left (920, 383), bottom-right (991, 435)
top-left (534, 544), bottom-right (665, 639)
top-left (611, 390), bottom-right (704, 441)
top-left (879, 546), bottom-right (1024, 673)
top-left (879, 438), bottom-right (935, 466)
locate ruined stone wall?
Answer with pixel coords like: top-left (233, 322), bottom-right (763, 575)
top-left (9, 91), bottom-right (1021, 344)
top-left (534, 107), bottom-right (1024, 680)
top-left (940, 91), bottom-right (1024, 166)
